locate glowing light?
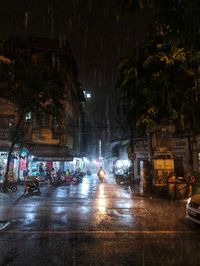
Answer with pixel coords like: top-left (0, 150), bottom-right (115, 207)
top-left (93, 160), bottom-right (99, 165)
top-left (83, 90), bottom-right (91, 98)
top-left (80, 180), bottom-right (90, 195)
top-left (83, 157), bottom-right (89, 163)
top-left (86, 93), bottom-right (91, 98)
top-left (115, 159), bottom-right (130, 168)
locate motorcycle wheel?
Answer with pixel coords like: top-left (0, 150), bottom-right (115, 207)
top-left (116, 176), bottom-right (120, 184)
top-left (27, 187), bottom-right (32, 193)
top-left (11, 186), bottom-right (17, 192)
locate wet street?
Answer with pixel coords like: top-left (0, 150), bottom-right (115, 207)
top-left (0, 174), bottom-right (200, 266)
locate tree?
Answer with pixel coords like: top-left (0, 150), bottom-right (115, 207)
top-left (117, 23), bottom-right (200, 132)
top-left (0, 37), bottom-right (70, 191)
top-left (117, 0), bottom-right (200, 49)
top-left (117, 24), bottom-right (200, 173)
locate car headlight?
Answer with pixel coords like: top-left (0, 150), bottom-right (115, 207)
top-left (186, 197), bottom-right (191, 208)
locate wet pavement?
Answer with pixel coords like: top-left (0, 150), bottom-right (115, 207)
top-left (0, 175), bottom-right (200, 265)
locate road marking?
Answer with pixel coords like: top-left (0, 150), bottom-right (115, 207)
top-left (0, 222), bottom-right (10, 230)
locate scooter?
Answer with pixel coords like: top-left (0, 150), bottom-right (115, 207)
top-left (7, 182), bottom-right (17, 192)
top-left (115, 171), bottom-right (130, 185)
top-left (71, 173), bottom-right (80, 185)
top-left (98, 170), bottom-right (105, 182)
top-left (0, 181), bottom-right (17, 192)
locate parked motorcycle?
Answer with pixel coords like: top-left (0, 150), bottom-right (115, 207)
top-left (86, 169), bottom-right (92, 176)
top-left (25, 177), bottom-right (40, 193)
top-left (71, 176), bottom-right (79, 185)
top-left (7, 182), bottom-right (17, 192)
top-left (115, 170), bottom-right (130, 185)
top-left (66, 175), bottom-right (72, 185)
top-left (71, 170), bottom-right (84, 184)
top-left (0, 181), bottom-right (17, 192)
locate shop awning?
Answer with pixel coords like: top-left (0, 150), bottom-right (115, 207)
top-left (25, 143), bottom-right (73, 161)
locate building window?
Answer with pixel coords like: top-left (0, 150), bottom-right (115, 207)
top-left (0, 117), bottom-right (14, 128)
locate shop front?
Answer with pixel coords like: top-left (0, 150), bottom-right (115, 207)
top-left (18, 148), bottom-right (29, 181)
top-left (25, 143), bottom-right (73, 178)
top-left (64, 157), bottom-right (86, 173)
top-left (0, 149), bottom-right (19, 182)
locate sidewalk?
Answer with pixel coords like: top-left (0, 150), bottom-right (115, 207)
top-left (0, 184), bottom-right (47, 206)
top-left (131, 183), bottom-right (156, 198)
top-left (0, 185), bottom-right (26, 205)
top-left (131, 181), bottom-right (190, 200)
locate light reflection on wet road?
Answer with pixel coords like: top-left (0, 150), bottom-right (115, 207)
top-left (0, 174), bottom-right (200, 265)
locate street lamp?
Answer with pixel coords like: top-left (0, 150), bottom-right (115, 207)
top-left (83, 90), bottom-right (91, 99)
top-left (86, 93), bottom-right (91, 98)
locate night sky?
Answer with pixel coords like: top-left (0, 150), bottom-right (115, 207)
top-left (0, 0), bottom-right (151, 120)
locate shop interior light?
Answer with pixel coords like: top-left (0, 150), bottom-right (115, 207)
top-left (83, 157), bottom-right (89, 163)
top-left (116, 159), bottom-right (130, 168)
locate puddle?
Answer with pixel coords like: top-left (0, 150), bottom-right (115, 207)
top-left (107, 208), bottom-right (151, 217)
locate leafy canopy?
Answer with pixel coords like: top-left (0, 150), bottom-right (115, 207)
top-left (116, 23), bottom-right (200, 133)
top-left (117, 0), bottom-right (200, 49)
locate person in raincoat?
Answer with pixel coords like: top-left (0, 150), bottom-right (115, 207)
top-left (97, 166), bottom-right (106, 181)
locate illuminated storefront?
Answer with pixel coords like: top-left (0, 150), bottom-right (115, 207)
top-left (0, 150), bottom-right (19, 181)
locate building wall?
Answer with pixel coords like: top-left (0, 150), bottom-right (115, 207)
top-left (110, 136), bottom-right (191, 181)
top-left (0, 36), bottom-right (84, 181)
top-left (0, 36), bottom-right (82, 150)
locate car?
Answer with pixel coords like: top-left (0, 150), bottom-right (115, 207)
top-left (186, 194), bottom-right (200, 224)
